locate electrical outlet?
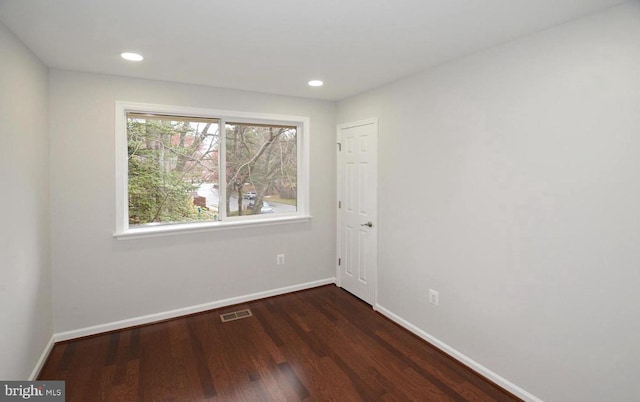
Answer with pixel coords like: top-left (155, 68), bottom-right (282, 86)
top-left (276, 254), bottom-right (285, 265)
top-left (429, 289), bottom-right (439, 306)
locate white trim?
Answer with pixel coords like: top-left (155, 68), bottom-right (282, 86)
top-left (375, 304), bottom-right (543, 402)
top-left (34, 283), bottom-right (539, 402)
top-left (114, 101), bottom-right (310, 237)
top-left (335, 124), bottom-right (342, 288)
top-left (336, 118), bottom-right (379, 306)
top-left (115, 215), bottom-right (311, 240)
top-left (29, 335), bottom-right (55, 380)
top-left (114, 102), bottom-right (128, 234)
top-left (54, 278), bottom-right (335, 342)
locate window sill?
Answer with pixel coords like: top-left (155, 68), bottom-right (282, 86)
top-left (114, 214), bottom-right (312, 240)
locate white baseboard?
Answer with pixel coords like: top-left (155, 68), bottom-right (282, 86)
top-left (29, 334), bottom-right (55, 380)
top-left (54, 278), bottom-right (335, 342)
top-left (43, 280), bottom-right (538, 401)
top-left (374, 304), bottom-right (543, 402)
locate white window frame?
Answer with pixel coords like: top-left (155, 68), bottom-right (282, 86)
top-left (114, 101), bottom-right (311, 239)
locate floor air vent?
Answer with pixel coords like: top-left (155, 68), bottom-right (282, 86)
top-left (220, 309), bottom-right (253, 322)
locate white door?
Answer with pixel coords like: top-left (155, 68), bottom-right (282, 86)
top-left (337, 119), bottom-right (378, 306)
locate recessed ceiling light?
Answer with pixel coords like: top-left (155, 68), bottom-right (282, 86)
top-left (121, 52), bottom-right (144, 62)
top-left (308, 80), bottom-right (324, 87)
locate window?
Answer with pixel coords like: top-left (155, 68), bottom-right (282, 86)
top-left (115, 102), bottom-right (310, 238)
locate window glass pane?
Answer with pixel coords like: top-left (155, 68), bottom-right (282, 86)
top-left (225, 123), bottom-right (297, 217)
top-left (127, 114), bottom-right (220, 227)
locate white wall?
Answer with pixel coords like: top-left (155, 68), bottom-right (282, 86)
top-left (338, 3), bottom-right (640, 401)
top-left (49, 70), bottom-right (336, 334)
top-left (0, 22), bottom-right (52, 379)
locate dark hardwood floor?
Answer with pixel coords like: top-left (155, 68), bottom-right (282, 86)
top-left (38, 285), bottom-right (522, 401)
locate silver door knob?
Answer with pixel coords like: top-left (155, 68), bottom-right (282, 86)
top-left (361, 221), bottom-right (373, 228)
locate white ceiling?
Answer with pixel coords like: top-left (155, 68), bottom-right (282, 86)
top-left (0, 0), bottom-right (627, 100)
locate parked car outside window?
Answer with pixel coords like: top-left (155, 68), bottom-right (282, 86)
top-left (248, 201), bottom-right (274, 213)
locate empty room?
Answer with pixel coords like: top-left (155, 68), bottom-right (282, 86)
top-left (1, 1), bottom-right (639, 401)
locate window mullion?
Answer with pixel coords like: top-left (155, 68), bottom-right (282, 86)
top-left (219, 118), bottom-right (228, 220)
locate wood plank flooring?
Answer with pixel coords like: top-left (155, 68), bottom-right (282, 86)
top-left (38, 285), bottom-right (522, 401)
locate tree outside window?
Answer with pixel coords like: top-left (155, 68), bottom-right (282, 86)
top-left (225, 123), bottom-right (297, 217)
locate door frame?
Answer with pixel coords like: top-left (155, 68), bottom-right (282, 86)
top-left (336, 118), bottom-right (379, 308)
